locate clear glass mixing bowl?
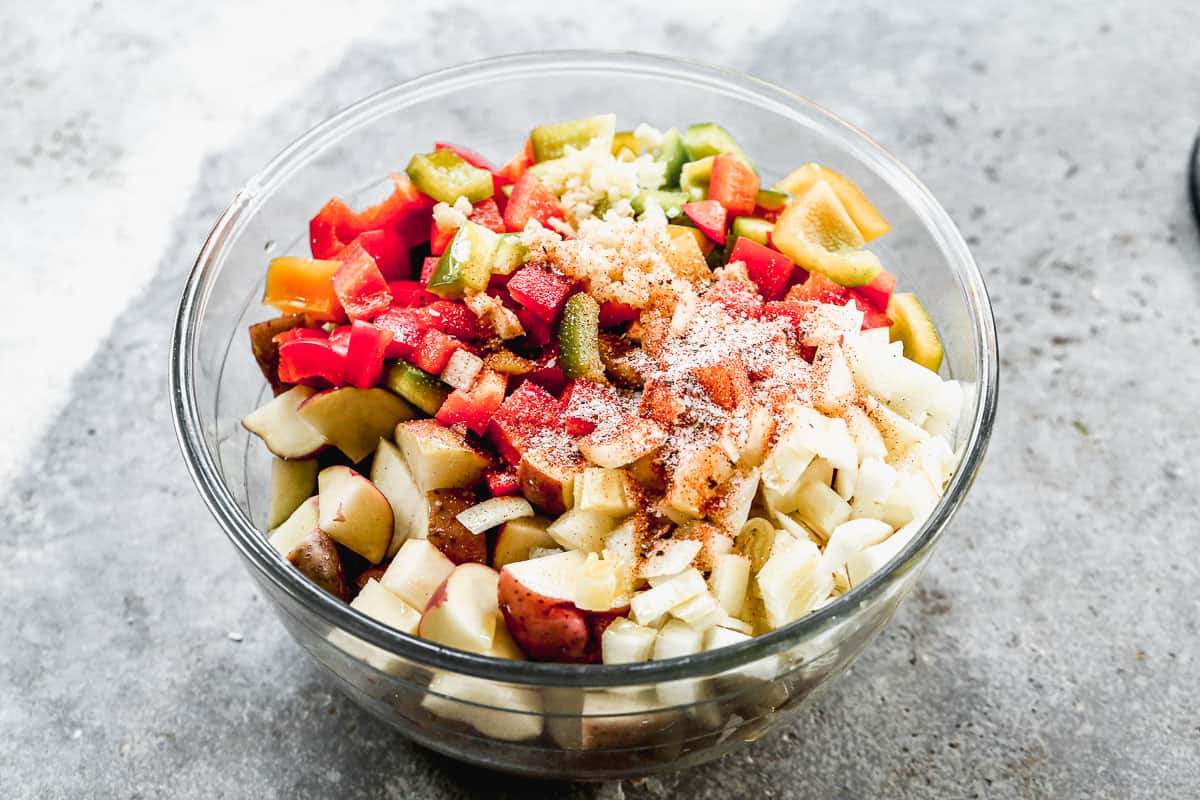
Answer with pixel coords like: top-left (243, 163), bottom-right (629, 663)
top-left (170, 51), bottom-right (997, 779)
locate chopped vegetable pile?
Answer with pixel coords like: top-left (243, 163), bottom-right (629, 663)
top-left (244, 115), bottom-right (962, 678)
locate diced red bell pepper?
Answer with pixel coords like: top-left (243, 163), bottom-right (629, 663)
top-left (409, 329), bottom-right (465, 375)
top-left (309, 174), bottom-right (435, 259)
top-left (343, 320), bottom-right (393, 389)
top-left (514, 306), bottom-right (552, 348)
top-left (850, 270), bottom-right (896, 312)
top-left (308, 198), bottom-right (356, 260)
top-left (561, 379), bottom-right (620, 437)
top-left (503, 172), bottom-right (565, 232)
top-left (496, 139), bottom-right (534, 185)
top-left (860, 307), bottom-right (893, 330)
top-left (729, 237), bottom-right (794, 301)
top-left (681, 200), bottom-right (728, 245)
top-left (332, 241), bottom-right (392, 320)
top-left (421, 300), bottom-right (481, 342)
top-left (763, 300), bottom-right (807, 335)
top-left (702, 278), bottom-right (763, 319)
top-left (708, 153), bottom-right (760, 217)
top-left (436, 368), bottom-right (507, 436)
top-left (598, 300), bottom-right (640, 328)
top-left (352, 229), bottom-right (409, 281)
top-left (420, 256), bottom-right (441, 286)
top-left (484, 469), bottom-right (522, 497)
top-left (277, 334), bottom-right (345, 386)
top-left (524, 343), bottom-right (566, 395)
top-left (388, 280), bottom-right (438, 308)
top-left (761, 302), bottom-right (819, 362)
top-left (373, 307), bottom-right (425, 359)
top-left (360, 174), bottom-right (436, 245)
top-left (487, 380), bottom-right (563, 464)
top-left (467, 196), bottom-right (506, 234)
top-left (507, 264), bottom-right (574, 323)
top-left (787, 273), bottom-right (853, 306)
top-left (273, 327), bottom-right (325, 345)
top-left (328, 325), bottom-right (352, 356)
top-left (434, 142), bottom-right (497, 172)
top-left (430, 220), bottom-right (457, 256)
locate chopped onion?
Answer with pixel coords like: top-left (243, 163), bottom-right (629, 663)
top-left (455, 496), bottom-right (533, 534)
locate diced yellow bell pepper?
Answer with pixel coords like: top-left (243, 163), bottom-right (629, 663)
top-left (611, 131), bottom-right (642, 162)
top-left (888, 293), bottom-right (944, 371)
top-left (770, 181), bottom-right (883, 287)
top-left (774, 163), bottom-right (891, 242)
top-left (667, 223), bottom-right (714, 256)
top-left (263, 257), bottom-right (342, 321)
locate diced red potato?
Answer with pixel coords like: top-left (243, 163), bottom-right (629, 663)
top-left (381, 538), bottom-right (456, 610)
top-left (576, 416), bottom-right (668, 469)
top-left (297, 386), bottom-right (419, 463)
top-left (419, 563), bottom-right (502, 654)
top-left (241, 385), bottom-right (328, 460)
top-left (498, 551), bottom-right (628, 663)
top-left (284, 528), bottom-right (350, 601)
top-left (395, 419), bottom-right (490, 493)
top-left (492, 516), bottom-right (557, 569)
top-left (517, 447), bottom-right (585, 516)
top-left (425, 489), bottom-right (487, 565)
top-left (317, 465), bottom-right (394, 564)
top-left (248, 314), bottom-right (306, 394)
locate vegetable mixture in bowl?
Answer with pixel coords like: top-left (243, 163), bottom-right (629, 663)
top-left (244, 113), bottom-right (963, 669)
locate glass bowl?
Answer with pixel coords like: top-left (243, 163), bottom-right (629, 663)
top-left (170, 51), bottom-right (997, 779)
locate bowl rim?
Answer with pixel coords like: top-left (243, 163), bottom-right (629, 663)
top-left (170, 50), bottom-right (998, 688)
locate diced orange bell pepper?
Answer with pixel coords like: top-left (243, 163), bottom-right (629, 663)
top-left (709, 153), bottom-right (760, 217)
top-left (263, 257), bottom-right (343, 321)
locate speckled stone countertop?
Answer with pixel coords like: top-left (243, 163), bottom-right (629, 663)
top-left (3, 1), bottom-right (1198, 797)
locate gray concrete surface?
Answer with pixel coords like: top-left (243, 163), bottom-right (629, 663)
top-left (3, 1), bottom-right (1199, 797)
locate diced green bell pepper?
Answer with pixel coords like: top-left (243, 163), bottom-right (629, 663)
top-left (558, 293), bottom-right (604, 382)
top-left (406, 149), bottom-right (495, 204)
top-left (680, 156), bottom-right (714, 202)
top-left (754, 189), bottom-right (790, 212)
top-left (682, 123), bottom-right (755, 171)
top-left (730, 216), bottom-right (774, 246)
top-left (530, 114), bottom-right (616, 162)
top-left (632, 189), bottom-right (689, 220)
top-left (427, 221), bottom-right (500, 298)
top-left (656, 128), bottom-right (687, 188)
top-left (490, 233), bottom-right (528, 276)
top-left (384, 362), bottom-right (450, 415)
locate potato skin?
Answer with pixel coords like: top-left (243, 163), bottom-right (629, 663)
top-left (497, 570), bottom-right (627, 663)
top-left (286, 529), bottom-right (349, 600)
top-left (426, 489), bottom-right (486, 565)
top-left (248, 314), bottom-right (305, 394)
